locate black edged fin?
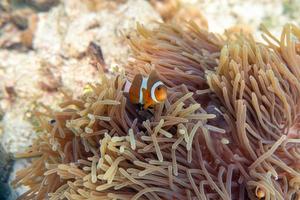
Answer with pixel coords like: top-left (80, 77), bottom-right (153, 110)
top-left (147, 70), bottom-right (160, 90)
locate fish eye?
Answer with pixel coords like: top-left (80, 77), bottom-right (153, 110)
top-left (49, 119), bottom-right (56, 125)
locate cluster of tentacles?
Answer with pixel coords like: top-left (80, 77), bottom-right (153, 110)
top-left (14, 22), bottom-right (300, 200)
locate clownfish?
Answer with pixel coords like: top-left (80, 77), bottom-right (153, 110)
top-left (129, 70), bottom-right (167, 109)
top-left (255, 186), bottom-right (266, 200)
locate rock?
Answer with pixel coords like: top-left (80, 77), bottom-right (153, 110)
top-left (20, 14), bottom-right (38, 49)
top-left (59, 57), bottom-right (99, 96)
top-left (0, 144), bottom-right (16, 200)
top-left (34, 0), bottom-right (161, 68)
top-left (27, 0), bottom-right (60, 11)
top-left (0, 7), bottom-right (39, 51)
top-left (149, 0), bottom-right (179, 21)
top-left (10, 8), bottom-right (35, 30)
top-left (0, 51), bottom-right (49, 153)
top-left (0, 109), bottom-right (36, 154)
top-left (33, 5), bottom-right (69, 55)
top-left (0, 144), bottom-right (13, 183)
top-left (61, 0), bottom-right (91, 19)
top-left (9, 159), bottom-right (30, 197)
top-left (0, 182), bottom-right (17, 200)
top-left (63, 13), bottom-right (100, 57)
top-left (63, 0), bottom-right (162, 67)
top-left (173, 5), bottom-right (208, 30)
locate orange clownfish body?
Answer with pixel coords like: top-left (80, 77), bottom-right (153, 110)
top-left (129, 71), bottom-right (167, 109)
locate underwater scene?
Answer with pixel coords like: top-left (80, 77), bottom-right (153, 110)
top-left (0, 0), bottom-right (300, 199)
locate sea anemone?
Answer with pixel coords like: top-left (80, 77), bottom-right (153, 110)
top-left (207, 31), bottom-right (300, 140)
top-left (127, 22), bottom-right (300, 199)
top-left (13, 21), bottom-right (300, 200)
top-left (126, 22), bottom-right (224, 92)
top-left (13, 70), bottom-right (228, 199)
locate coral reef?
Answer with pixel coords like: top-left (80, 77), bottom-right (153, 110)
top-left (1, 1), bottom-right (299, 199)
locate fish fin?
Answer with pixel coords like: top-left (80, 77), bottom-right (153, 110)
top-left (143, 102), bottom-right (152, 110)
top-left (138, 103), bottom-right (143, 111)
top-left (147, 70), bottom-right (160, 90)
